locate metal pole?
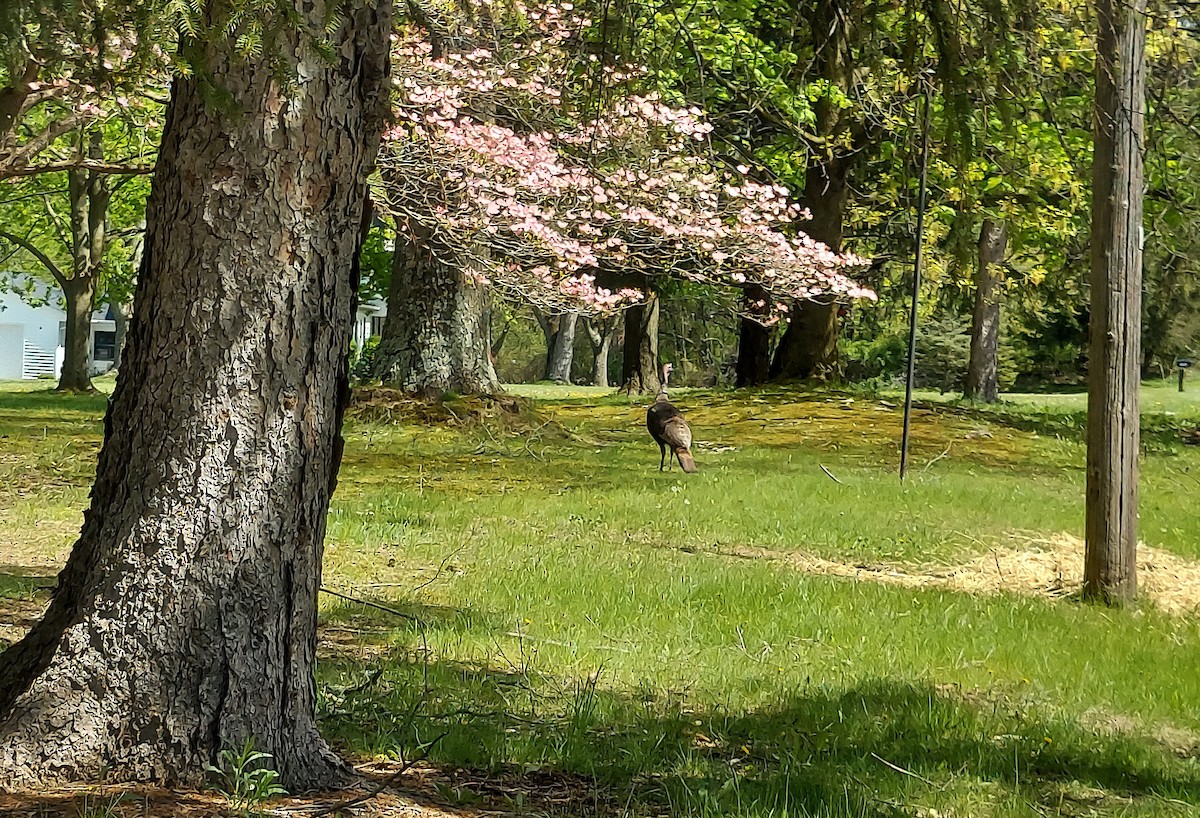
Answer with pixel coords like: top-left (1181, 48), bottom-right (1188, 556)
top-left (900, 86), bottom-right (932, 481)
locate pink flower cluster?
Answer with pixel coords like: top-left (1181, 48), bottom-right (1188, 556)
top-left (376, 0), bottom-right (873, 318)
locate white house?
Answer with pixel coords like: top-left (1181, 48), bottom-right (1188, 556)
top-left (3, 280), bottom-right (385, 381)
top-left (0, 280), bottom-right (117, 381)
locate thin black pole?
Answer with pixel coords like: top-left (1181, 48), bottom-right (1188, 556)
top-left (900, 86), bottom-right (932, 481)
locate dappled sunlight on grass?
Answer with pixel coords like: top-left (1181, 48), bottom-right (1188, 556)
top-left (4, 381), bottom-right (1200, 816)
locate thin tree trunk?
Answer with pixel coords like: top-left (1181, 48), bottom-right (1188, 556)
top-left (490, 306), bottom-right (512, 363)
top-left (964, 218), bottom-right (1008, 402)
top-left (0, 0), bottom-right (391, 789)
top-left (584, 316), bottom-right (616, 388)
top-left (533, 310), bottom-right (559, 380)
top-left (56, 136), bottom-right (109, 392)
top-left (58, 277), bottom-right (95, 391)
top-left (373, 227), bottom-right (500, 395)
top-left (620, 293), bottom-right (660, 394)
top-left (736, 286), bottom-right (772, 387)
top-left (547, 313), bottom-right (577, 384)
top-left (111, 299), bottom-right (130, 371)
top-left (1085, 0), bottom-right (1146, 605)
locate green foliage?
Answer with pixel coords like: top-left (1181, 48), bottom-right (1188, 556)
top-left (350, 335), bottom-right (380, 382)
top-left (356, 220), bottom-right (393, 304)
top-left (841, 332), bottom-right (907, 384)
top-left (203, 738), bottom-right (287, 814)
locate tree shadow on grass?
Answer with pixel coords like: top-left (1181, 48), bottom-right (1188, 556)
top-left (319, 649), bottom-right (1200, 817)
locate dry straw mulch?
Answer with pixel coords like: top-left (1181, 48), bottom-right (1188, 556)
top-left (727, 532), bottom-right (1200, 615)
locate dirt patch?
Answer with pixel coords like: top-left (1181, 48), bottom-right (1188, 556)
top-left (0, 595), bottom-right (49, 646)
top-left (0, 759), bottom-right (610, 818)
top-left (725, 532), bottom-right (1200, 615)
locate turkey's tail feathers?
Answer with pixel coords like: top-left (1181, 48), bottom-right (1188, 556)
top-left (675, 448), bottom-right (697, 473)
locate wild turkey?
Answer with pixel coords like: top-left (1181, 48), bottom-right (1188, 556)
top-left (646, 363), bottom-right (697, 472)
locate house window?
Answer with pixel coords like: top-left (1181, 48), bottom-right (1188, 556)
top-left (93, 330), bottom-right (117, 361)
top-left (370, 316), bottom-right (385, 338)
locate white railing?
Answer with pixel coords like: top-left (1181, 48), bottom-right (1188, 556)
top-left (22, 340), bottom-right (57, 379)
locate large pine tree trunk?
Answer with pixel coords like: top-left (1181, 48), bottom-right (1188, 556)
top-left (964, 218), bottom-right (1008, 402)
top-left (0, 0), bottom-right (391, 789)
top-left (373, 227), bottom-right (500, 395)
top-left (620, 293), bottom-right (661, 395)
top-left (1085, 0), bottom-right (1145, 605)
top-left (546, 313), bottom-right (578, 384)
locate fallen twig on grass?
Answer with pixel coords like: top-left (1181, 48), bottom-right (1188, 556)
top-left (870, 752), bottom-right (936, 786)
top-left (320, 587), bottom-right (425, 626)
top-left (920, 442), bottom-right (953, 473)
top-left (270, 733), bottom-right (448, 817)
top-left (819, 464), bottom-right (844, 484)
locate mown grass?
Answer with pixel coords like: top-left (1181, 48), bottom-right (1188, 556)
top-left (2, 380), bottom-right (1200, 816)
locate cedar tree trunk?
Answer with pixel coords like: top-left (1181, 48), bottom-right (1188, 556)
top-left (546, 313), bottom-right (578, 384)
top-left (1085, 0), bottom-right (1145, 604)
top-left (964, 218), bottom-right (1008, 402)
top-left (0, 0), bottom-right (391, 789)
top-left (620, 293), bottom-right (660, 394)
top-left (373, 228), bottom-right (500, 395)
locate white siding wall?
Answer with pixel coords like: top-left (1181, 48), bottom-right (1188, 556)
top-left (0, 294), bottom-right (62, 379)
top-left (0, 323), bottom-right (22, 379)
top-left (0, 290), bottom-right (117, 379)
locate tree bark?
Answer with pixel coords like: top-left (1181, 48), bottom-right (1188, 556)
top-left (111, 298), bottom-right (130, 371)
top-left (373, 227), bottom-right (500, 395)
top-left (736, 286), bottom-right (772, 387)
top-left (56, 134), bottom-right (110, 392)
top-left (546, 313), bottom-right (578, 384)
top-left (1085, 0), bottom-right (1145, 605)
top-left (584, 316), bottom-right (617, 388)
top-left (769, 0), bottom-right (852, 383)
top-left (620, 293), bottom-right (661, 394)
top-left (769, 158), bottom-right (848, 381)
top-left (964, 218), bottom-right (1008, 402)
top-left (0, 0), bottom-right (391, 789)
top-left (59, 276), bottom-right (96, 391)
top-left (770, 299), bottom-right (840, 381)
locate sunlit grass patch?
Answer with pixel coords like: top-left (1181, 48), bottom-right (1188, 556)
top-left (3, 380), bottom-right (1200, 816)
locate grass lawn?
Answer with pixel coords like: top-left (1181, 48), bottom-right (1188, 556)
top-left (2, 380), bottom-right (1200, 817)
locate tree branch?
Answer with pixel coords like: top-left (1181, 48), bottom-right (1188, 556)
top-left (0, 228), bottom-right (70, 288)
top-left (1, 160), bottom-right (155, 180)
top-left (1, 112), bottom-right (92, 172)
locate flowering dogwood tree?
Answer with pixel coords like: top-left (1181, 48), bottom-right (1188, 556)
top-left (374, 0), bottom-right (873, 392)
